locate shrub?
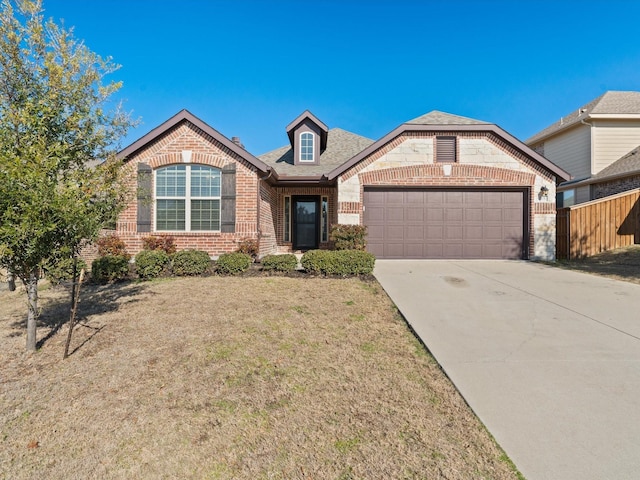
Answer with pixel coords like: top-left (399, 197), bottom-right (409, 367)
top-left (171, 249), bottom-right (212, 276)
top-left (236, 237), bottom-right (259, 262)
top-left (91, 255), bottom-right (130, 283)
top-left (142, 235), bottom-right (176, 254)
top-left (301, 249), bottom-right (375, 276)
top-left (300, 250), bottom-right (333, 274)
top-left (44, 257), bottom-right (88, 285)
top-left (216, 252), bottom-right (252, 275)
top-left (329, 224), bottom-right (368, 250)
top-left (261, 254), bottom-right (298, 272)
top-left (97, 234), bottom-right (130, 259)
top-left (135, 249), bottom-right (170, 279)
top-left (332, 250), bottom-right (376, 275)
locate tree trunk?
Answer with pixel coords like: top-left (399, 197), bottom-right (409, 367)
top-left (26, 269), bottom-right (39, 352)
top-left (7, 271), bottom-right (16, 291)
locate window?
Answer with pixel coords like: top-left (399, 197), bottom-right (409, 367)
top-left (321, 196), bottom-right (328, 242)
top-left (283, 196), bottom-right (291, 242)
top-left (436, 136), bottom-right (457, 162)
top-left (300, 132), bottom-right (314, 162)
top-left (557, 189), bottom-right (575, 208)
top-left (155, 165), bottom-right (221, 231)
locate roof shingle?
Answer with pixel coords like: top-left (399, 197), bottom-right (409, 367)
top-left (526, 91), bottom-right (640, 145)
top-left (258, 128), bottom-right (374, 177)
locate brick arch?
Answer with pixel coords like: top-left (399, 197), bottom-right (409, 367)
top-left (148, 153), bottom-right (228, 170)
top-left (359, 164), bottom-right (536, 187)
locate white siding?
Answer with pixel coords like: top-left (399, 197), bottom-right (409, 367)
top-left (591, 121), bottom-right (640, 174)
top-left (543, 124), bottom-right (591, 180)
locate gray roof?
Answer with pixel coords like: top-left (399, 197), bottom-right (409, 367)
top-left (591, 145), bottom-right (640, 181)
top-left (407, 110), bottom-right (490, 125)
top-left (526, 91), bottom-right (640, 145)
top-left (258, 127), bottom-right (374, 176)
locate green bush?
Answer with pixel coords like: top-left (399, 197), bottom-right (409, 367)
top-left (300, 250), bottom-right (333, 274)
top-left (44, 257), bottom-right (88, 285)
top-left (301, 249), bottom-right (375, 276)
top-left (261, 254), bottom-right (298, 272)
top-left (216, 252), bottom-right (252, 275)
top-left (91, 255), bottom-right (130, 283)
top-left (329, 224), bottom-right (368, 250)
top-left (135, 249), bottom-right (170, 279)
top-left (332, 250), bottom-right (376, 275)
top-left (172, 249), bottom-right (212, 276)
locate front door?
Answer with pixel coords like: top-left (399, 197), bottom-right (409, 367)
top-left (292, 196), bottom-right (319, 250)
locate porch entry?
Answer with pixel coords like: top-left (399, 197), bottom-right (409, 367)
top-left (292, 196), bottom-right (320, 250)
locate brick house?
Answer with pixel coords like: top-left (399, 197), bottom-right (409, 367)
top-left (115, 109), bottom-right (568, 261)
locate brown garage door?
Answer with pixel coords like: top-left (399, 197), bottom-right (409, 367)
top-left (363, 189), bottom-right (526, 259)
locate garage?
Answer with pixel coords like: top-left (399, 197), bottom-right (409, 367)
top-left (363, 188), bottom-right (527, 259)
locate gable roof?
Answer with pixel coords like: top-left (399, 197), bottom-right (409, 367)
top-left (117, 109), bottom-right (270, 174)
top-left (259, 128), bottom-right (374, 177)
top-left (591, 145), bottom-right (640, 182)
top-left (526, 91), bottom-right (640, 145)
top-left (407, 110), bottom-right (490, 125)
top-left (328, 110), bottom-right (570, 182)
top-left (285, 110), bottom-right (329, 151)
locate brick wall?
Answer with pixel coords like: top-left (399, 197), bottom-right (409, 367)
top-left (116, 122), bottom-right (261, 257)
top-left (593, 175), bottom-right (640, 199)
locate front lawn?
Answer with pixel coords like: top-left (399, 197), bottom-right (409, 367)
top-left (0, 276), bottom-right (521, 479)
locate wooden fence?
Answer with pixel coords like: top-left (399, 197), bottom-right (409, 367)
top-left (556, 188), bottom-right (640, 259)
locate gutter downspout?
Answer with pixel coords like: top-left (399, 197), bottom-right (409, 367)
top-left (580, 117), bottom-right (594, 199)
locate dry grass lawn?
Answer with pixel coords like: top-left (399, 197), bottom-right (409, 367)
top-left (1, 276), bottom-right (521, 479)
top-left (554, 244), bottom-right (640, 284)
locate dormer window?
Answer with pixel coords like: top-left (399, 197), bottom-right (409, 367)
top-left (300, 132), bottom-right (314, 162)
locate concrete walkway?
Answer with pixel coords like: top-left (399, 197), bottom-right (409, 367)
top-left (374, 260), bottom-right (640, 480)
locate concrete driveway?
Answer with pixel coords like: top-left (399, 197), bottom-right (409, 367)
top-left (374, 260), bottom-right (640, 480)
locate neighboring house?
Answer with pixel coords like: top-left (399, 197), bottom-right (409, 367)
top-left (526, 91), bottom-right (640, 206)
top-left (115, 109), bottom-right (568, 261)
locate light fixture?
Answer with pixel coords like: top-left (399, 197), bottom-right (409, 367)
top-left (539, 185), bottom-right (549, 200)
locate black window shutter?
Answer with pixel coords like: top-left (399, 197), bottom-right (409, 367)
top-left (436, 136), bottom-right (457, 162)
top-left (221, 164), bottom-right (236, 233)
top-left (137, 163), bottom-right (152, 233)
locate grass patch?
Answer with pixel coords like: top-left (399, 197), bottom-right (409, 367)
top-left (552, 244), bottom-right (640, 284)
top-left (0, 276), bottom-right (522, 479)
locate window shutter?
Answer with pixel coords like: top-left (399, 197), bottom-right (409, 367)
top-left (137, 163), bottom-right (152, 232)
top-left (221, 164), bottom-right (236, 233)
top-left (436, 136), bottom-right (456, 163)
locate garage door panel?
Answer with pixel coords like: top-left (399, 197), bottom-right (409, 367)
top-left (446, 208), bottom-right (463, 221)
top-left (464, 225), bottom-right (483, 240)
top-left (364, 189), bottom-right (525, 259)
top-left (426, 208), bottom-right (444, 221)
top-left (406, 225), bottom-right (424, 240)
top-left (465, 208), bottom-right (483, 222)
top-left (406, 207), bottom-right (424, 221)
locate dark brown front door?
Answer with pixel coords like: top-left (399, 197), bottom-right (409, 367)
top-left (292, 196), bottom-right (319, 250)
top-left (363, 188), bottom-right (526, 259)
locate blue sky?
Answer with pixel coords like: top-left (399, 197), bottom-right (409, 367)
top-left (42, 0), bottom-right (640, 155)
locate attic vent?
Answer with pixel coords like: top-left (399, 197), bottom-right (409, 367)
top-left (436, 136), bottom-right (457, 163)
top-left (231, 136), bottom-right (244, 149)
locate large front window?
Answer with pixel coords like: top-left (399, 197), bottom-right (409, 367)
top-left (155, 165), bottom-right (221, 231)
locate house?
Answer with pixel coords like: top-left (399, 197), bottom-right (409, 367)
top-left (115, 109), bottom-right (568, 261)
top-left (526, 91), bottom-right (640, 206)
